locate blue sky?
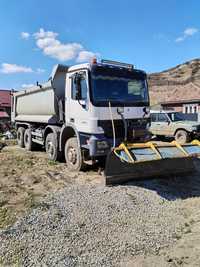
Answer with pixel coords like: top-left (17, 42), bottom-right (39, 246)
top-left (0, 0), bottom-right (199, 89)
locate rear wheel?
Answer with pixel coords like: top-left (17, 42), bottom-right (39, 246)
top-left (45, 133), bottom-right (61, 161)
top-left (175, 130), bottom-right (190, 144)
top-left (65, 137), bottom-right (86, 171)
top-left (17, 127), bottom-right (25, 148)
top-left (24, 128), bottom-right (35, 151)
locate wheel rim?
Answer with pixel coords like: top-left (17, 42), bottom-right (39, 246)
top-left (47, 141), bottom-right (55, 158)
top-left (177, 133), bottom-right (185, 142)
top-left (67, 147), bottom-right (77, 165)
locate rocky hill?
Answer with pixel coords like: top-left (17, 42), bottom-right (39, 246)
top-left (148, 58), bottom-right (200, 105)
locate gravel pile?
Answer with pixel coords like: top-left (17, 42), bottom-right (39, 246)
top-left (0, 182), bottom-right (185, 266)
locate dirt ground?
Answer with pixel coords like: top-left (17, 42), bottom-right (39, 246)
top-left (0, 144), bottom-right (102, 229)
top-left (1, 144), bottom-right (200, 266)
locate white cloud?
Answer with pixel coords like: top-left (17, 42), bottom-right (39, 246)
top-left (76, 50), bottom-right (96, 62)
top-left (175, 37), bottom-right (185, 43)
top-left (22, 83), bottom-right (35, 88)
top-left (33, 28), bottom-right (58, 39)
top-left (175, 27), bottom-right (199, 42)
top-left (0, 63), bottom-right (33, 74)
top-left (0, 63), bottom-right (45, 74)
top-left (36, 68), bottom-right (45, 73)
top-left (21, 32), bottom-right (30, 40)
top-left (184, 27), bottom-right (198, 36)
top-left (41, 42), bottom-right (83, 61)
top-left (33, 28), bottom-right (98, 62)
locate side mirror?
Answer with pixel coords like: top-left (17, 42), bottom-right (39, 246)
top-left (79, 99), bottom-right (86, 109)
top-left (74, 74), bottom-right (82, 100)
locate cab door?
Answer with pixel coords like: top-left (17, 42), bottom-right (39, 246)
top-left (149, 113), bottom-right (158, 135)
top-left (156, 113), bottom-right (171, 136)
top-left (150, 113), bottom-right (170, 136)
top-left (66, 70), bottom-right (90, 133)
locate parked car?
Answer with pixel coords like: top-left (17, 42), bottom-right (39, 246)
top-left (150, 110), bottom-right (200, 144)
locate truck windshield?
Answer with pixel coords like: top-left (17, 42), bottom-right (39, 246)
top-left (168, 112), bottom-right (186, 121)
top-left (91, 65), bottom-right (149, 106)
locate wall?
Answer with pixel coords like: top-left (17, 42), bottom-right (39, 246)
top-left (162, 102), bottom-right (200, 114)
top-left (161, 103), bottom-right (182, 112)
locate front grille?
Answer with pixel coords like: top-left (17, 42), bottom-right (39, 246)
top-left (98, 119), bottom-right (147, 139)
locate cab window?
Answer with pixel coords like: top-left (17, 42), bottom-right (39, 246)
top-left (71, 72), bottom-right (88, 100)
top-left (157, 113), bottom-right (168, 122)
top-left (150, 113), bottom-right (157, 122)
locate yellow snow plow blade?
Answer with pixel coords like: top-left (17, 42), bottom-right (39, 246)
top-left (105, 140), bottom-right (200, 185)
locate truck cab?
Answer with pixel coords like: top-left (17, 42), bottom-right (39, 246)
top-left (66, 59), bottom-right (150, 142)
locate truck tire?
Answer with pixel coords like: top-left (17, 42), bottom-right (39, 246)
top-left (65, 137), bottom-right (86, 171)
top-left (24, 128), bottom-right (34, 151)
top-left (175, 130), bottom-right (190, 144)
top-left (45, 133), bottom-right (61, 161)
top-left (17, 127), bottom-right (25, 148)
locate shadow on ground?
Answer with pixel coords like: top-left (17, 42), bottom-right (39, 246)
top-left (121, 159), bottom-right (200, 201)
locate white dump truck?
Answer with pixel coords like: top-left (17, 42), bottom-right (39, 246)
top-left (12, 59), bottom-right (199, 184)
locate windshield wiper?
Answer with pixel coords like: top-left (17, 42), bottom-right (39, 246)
top-left (97, 98), bottom-right (124, 102)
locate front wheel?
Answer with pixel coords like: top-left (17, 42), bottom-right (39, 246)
top-left (175, 130), bottom-right (190, 144)
top-left (65, 137), bottom-right (86, 171)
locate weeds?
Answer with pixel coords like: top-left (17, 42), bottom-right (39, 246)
top-left (0, 207), bottom-right (16, 228)
top-left (48, 160), bottom-right (58, 166)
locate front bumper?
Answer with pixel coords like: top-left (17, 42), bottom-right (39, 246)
top-left (191, 131), bottom-right (200, 139)
top-left (79, 120), bottom-right (150, 158)
top-left (87, 130), bottom-right (150, 157)
top-left (88, 135), bottom-right (111, 157)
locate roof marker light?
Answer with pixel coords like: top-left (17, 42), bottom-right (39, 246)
top-left (101, 59), bottom-right (134, 69)
top-left (91, 58), bottom-right (97, 64)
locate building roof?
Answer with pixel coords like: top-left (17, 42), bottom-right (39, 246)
top-left (0, 90), bottom-right (11, 107)
top-left (161, 99), bottom-right (200, 105)
top-left (0, 111), bottom-right (9, 118)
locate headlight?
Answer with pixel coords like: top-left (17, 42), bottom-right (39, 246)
top-left (117, 107), bottom-right (124, 114)
top-left (97, 141), bottom-right (109, 149)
